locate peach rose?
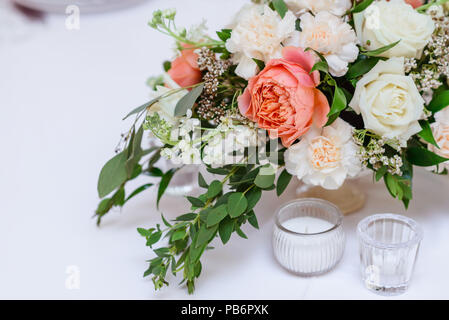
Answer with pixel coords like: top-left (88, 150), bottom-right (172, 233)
top-left (404, 0), bottom-right (424, 8)
top-left (238, 46), bottom-right (330, 148)
top-left (167, 48), bottom-right (202, 88)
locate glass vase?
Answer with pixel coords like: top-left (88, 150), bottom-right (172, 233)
top-left (296, 178), bottom-right (366, 215)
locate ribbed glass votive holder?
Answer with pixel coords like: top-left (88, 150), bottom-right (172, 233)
top-left (272, 199), bottom-right (345, 276)
top-left (357, 214), bottom-right (423, 296)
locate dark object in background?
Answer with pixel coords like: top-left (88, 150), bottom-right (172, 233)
top-left (13, 0), bottom-right (147, 14)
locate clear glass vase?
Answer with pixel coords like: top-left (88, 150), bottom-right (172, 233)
top-left (296, 178), bottom-right (366, 215)
top-left (158, 161), bottom-right (199, 197)
top-left (357, 214), bottom-right (423, 296)
top-left (273, 199), bottom-right (346, 276)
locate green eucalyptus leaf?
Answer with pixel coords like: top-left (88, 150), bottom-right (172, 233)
top-left (427, 90), bottom-right (449, 114)
top-left (157, 169), bottom-right (177, 208)
top-left (97, 151), bottom-right (128, 198)
top-left (247, 211), bottom-right (259, 230)
top-left (310, 60), bottom-right (329, 74)
top-left (123, 99), bottom-right (157, 120)
top-left (375, 166), bottom-right (388, 182)
top-left (171, 229), bottom-right (186, 241)
top-left (198, 172), bottom-right (208, 188)
top-left (362, 40), bottom-right (400, 57)
top-left (272, 0), bottom-right (288, 18)
top-left (216, 29), bottom-right (232, 42)
top-left (195, 224), bottom-right (218, 248)
top-left (346, 57), bottom-right (380, 79)
top-left (161, 213), bottom-right (172, 228)
top-left (418, 120), bottom-right (439, 148)
top-left (406, 147), bottom-right (449, 167)
top-left (206, 204), bottom-right (228, 227)
top-left (137, 227), bottom-right (152, 237)
top-left (186, 196), bottom-right (205, 208)
top-left (351, 0), bottom-right (374, 13)
top-left (246, 187), bottom-right (262, 211)
top-left (207, 180), bottom-right (222, 199)
top-left (174, 84), bottom-right (204, 117)
top-left (235, 225), bottom-right (248, 239)
top-left (255, 165), bottom-right (276, 189)
top-left (125, 183), bottom-right (153, 203)
top-left (253, 58), bottom-right (265, 70)
top-left (146, 231), bottom-right (162, 247)
top-left (174, 213), bottom-right (198, 221)
top-left (276, 169), bottom-right (292, 196)
top-left (218, 218), bottom-right (234, 244)
top-left (327, 85), bottom-right (347, 119)
top-left (227, 193), bottom-right (248, 218)
top-left (384, 173), bottom-right (398, 198)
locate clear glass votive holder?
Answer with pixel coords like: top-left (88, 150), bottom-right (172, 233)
top-left (272, 199), bottom-right (345, 276)
top-left (357, 214), bottom-right (423, 296)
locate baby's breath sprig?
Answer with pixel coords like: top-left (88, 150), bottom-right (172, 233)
top-left (148, 9), bottom-right (224, 49)
top-left (353, 129), bottom-right (403, 176)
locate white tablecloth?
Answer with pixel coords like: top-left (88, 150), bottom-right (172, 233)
top-left (1, 0), bottom-right (449, 300)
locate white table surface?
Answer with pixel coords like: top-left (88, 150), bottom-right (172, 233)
top-left (1, 0), bottom-right (449, 300)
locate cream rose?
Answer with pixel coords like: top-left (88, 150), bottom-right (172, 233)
top-left (349, 57), bottom-right (424, 144)
top-left (291, 11), bottom-right (358, 77)
top-left (428, 107), bottom-right (449, 171)
top-left (284, 0), bottom-right (352, 17)
top-left (225, 4), bottom-right (296, 80)
top-left (285, 118), bottom-right (361, 190)
top-left (354, 0), bottom-right (435, 59)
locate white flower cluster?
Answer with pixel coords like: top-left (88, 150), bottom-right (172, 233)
top-left (160, 113), bottom-right (265, 166)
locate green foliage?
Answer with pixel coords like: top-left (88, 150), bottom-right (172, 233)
top-left (427, 90), bottom-right (449, 114)
top-left (418, 120), bottom-right (439, 149)
top-left (360, 41), bottom-right (400, 57)
top-left (157, 169), bottom-right (177, 208)
top-left (139, 160), bottom-right (294, 294)
top-left (346, 56), bottom-right (380, 80)
top-left (174, 84), bottom-right (205, 117)
top-left (216, 29), bottom-right (232, 42)
top-left (406, 147), bottom-right (449, 167)
top-left (272, 0), bottom-right (288, 18)
top-left (383, 157), bottom-right (413, 209)
top-left (326, 85), bottom-right (347, 125)
top-left (227, 193), bottom-right (248, 218)
top-left (97, 151), bottom-right (128, 199)
top-left (350, 0), bottom-right (374, 13)
top-left (276, 169), bottom-right (292, 196)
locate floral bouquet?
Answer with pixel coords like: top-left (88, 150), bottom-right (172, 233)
top-left (96, 0), bottom-right (449, 293)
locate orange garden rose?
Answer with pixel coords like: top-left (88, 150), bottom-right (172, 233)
top-left (238, 46), bottom-right (330, 148)
top-left (167, 48), bottom-right (202, 88)
top-left (405, 0), bottom-right (424, 8)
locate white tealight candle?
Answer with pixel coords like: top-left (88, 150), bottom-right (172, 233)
top-left (273, 199), bottom-right (346, 276)
top-left (282, 216), bottom-right (334, 234)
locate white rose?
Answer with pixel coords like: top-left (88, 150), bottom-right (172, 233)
top-left (349, 57), bottom-right (424, 144)
top-left (354, 0), bottom-right (435, 59)
top-left (147, 73), bottom-right (187, 125)
top-left (284, 0), bottom-right (352, 16)
top-left (225, 4), bottom-right (296, 79)
top-left (285, 119), bottom-right (362, 190)
top-left (290, 11), bottom-right (358, 77)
